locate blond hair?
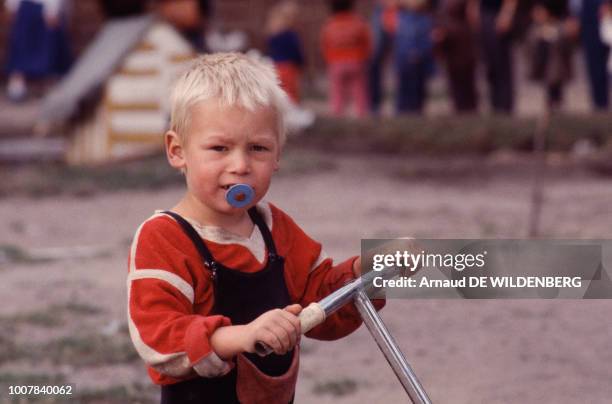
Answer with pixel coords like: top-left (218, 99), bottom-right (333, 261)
top-left (170, 52), bottom-right (289, 146)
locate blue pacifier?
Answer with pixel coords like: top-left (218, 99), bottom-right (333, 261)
top-left (225, 184), bottom-right (255, 208)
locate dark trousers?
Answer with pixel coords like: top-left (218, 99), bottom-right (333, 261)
top-left (396, 60), bottom-right (428, 113)
top-left (582, 36), bottom-right (610, 110)
top-left (447, 63), bottom-right (478, 112)
top-left (369, 30), bottom-right (393, 114)
top-left (480, 12), bottom-right (514, 113)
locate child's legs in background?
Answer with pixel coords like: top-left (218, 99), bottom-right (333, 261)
top-left (275, 62), bottom-right (301, 104)
top-left (396, 61), bottom-right (427, 114)
top-left (348, 62), bottom-right (369, 117)
top-left (328, 62), bottom-right (347, 116)
top-left (329, 62), bottom-right (369, 117)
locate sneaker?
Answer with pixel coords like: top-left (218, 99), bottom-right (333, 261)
top-left (7, 75), bottom-right (27, 102)
top-left (285, 104), bottom-right (315, 133)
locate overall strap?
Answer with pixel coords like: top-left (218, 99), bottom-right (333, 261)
top-left (247, 207), bottom-right (278, 257)
top-left (162, 211), bottom-right (216, 272)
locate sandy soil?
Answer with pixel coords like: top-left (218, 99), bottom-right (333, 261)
top-left (1, 151), bottom-right (611, 403)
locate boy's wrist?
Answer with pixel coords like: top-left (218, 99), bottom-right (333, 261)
top-left (210, 324), bottom-right (250, 360)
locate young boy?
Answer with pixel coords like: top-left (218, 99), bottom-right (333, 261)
top-left (127, 52), bottom-right (382, 404)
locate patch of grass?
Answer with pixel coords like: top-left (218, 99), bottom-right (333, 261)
top-left (40, 334), bottom-right (139, 367)
top-left (312, 378), bottom-right (359, 397)
top-left (58, 302), bottom-right (103, 316)
top-left (0, 371), bottom-right (66, 385)
top-left (72, 382), bottom-right (156, 404)
top-left (295, 113), bottom-right (612, 155)
top-left (278, 149), bottom-right (338, 175)
top-left (4, 113), bottom-right (609, 199)
top-left (0, 244), bottom-right (40, 265)
top-left (0, 302), bottom-right (104, 328)
top-left (0, 153), bottom-right (183, 199)
top-left (12, 310), bottom-right (64, 327)
top-left (391, 160), bottom-right (490, 182)
top-left (0, 381), bottom-right (156, 404)
top-left (0, 332), bottom-right (26, 364)
top-left (0, 372), bottom-right (69, 404)
top-left (0, 244), bottom-right (112, 266)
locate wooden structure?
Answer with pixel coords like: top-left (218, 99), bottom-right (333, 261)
top-left (40, 17), bottom-right (195, 165)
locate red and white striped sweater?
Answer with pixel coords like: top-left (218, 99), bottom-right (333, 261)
top-left (127, 202), bottom-right (378, 385)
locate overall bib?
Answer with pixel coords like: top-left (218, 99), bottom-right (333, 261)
top-left (160, 208), bottom-right (297, 404)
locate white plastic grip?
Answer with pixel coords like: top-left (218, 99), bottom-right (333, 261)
top-left (254, 302), bottom-right (327, 356)
top-left (298, 302), bottom-right (326, 334)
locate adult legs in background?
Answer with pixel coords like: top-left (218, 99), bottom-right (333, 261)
top-left (582, 38), bottom-right (610, 110)
top-left (369, 30), bottom-right (392, 115)
top-left (546, 82), bottom-right (563, 109)
top-left (480, 12), bottom-right (514, 113)
top-left (447, 63), bottom-right (478, 112)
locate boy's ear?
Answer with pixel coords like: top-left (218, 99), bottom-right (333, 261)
top-left (165, 130), bottom-right (185, 170)
top-left (273, 157), bottom-right (280, 171)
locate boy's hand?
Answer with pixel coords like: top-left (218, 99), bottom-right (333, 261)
top-left (244, 304), bottom-right (302, 355)
top-left (352, 257), bottom-right (362, 278)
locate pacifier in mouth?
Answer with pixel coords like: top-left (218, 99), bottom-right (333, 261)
top-left (225, 184), bottom-right (255, 208)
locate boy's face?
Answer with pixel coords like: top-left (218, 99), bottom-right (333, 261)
top-left (166, 101), bottom-right (280, 218)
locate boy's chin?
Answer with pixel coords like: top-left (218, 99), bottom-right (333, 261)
top-left (217, 198), bottom-right (261, 214)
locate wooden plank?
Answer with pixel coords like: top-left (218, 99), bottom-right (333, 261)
top-left (114, 68), bottom-right (159, 76)
top-left (108, 132), bottom-right (164, 144)
top-left (135, 41), bottom-right (156, 51)
top-left (106, 102), bottom-right (160, 111)
top-left (170, 53), bottom-right (197, 63)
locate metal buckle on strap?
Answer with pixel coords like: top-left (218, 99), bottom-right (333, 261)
top-left (204, 261), bottom-right (218, 280)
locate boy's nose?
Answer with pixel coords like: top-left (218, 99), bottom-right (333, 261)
top-left (229, 150), bottom-right (251, 174)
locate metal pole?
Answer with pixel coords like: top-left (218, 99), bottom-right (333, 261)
top-left (528, 94), bottom-right (551, 237)
top-left (354, 290), bottom-right (432, 404)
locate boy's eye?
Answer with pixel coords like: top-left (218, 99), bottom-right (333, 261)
top-left (251, 144), bottom-right (270, 152)
top-left (210, 145), bottom-right (228, 152)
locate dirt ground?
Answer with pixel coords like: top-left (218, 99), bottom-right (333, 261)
top-left (1, 150), bottom-right (612, 403)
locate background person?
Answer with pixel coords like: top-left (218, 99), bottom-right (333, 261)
top-left (369, 0), bottom-right (399, 115)
top-left (527, 0), bottom-right (576, 110)
top-left (320, 0), bottom-right (372, 117)
top-left (4, 0), bottom-right (72, 102)
top-left (435, 0), bottom-right (479, 112)
top-left (394, 0), bottom-right (435, 114)
top-left (476, 0), bottom-right (518, 113)
top-left (571, 0), bottom-right (610, 110)
top-left (265, 0), bottom-right (305, 104)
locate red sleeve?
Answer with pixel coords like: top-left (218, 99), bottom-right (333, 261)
top-left (270, 205), bottom-right (385, 341)
top-left (127, 214), bottom-right (231, 382)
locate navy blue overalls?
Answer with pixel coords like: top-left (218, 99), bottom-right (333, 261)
top-left (160, 208), bottom-right (295, 404)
